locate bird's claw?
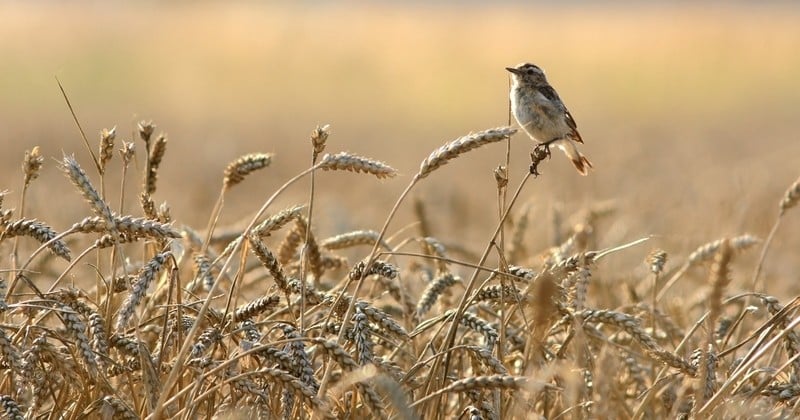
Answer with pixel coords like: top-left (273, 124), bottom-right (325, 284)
top-left (529, 144), bottom-right (550, 176)
top-left (540, 140), bottom-right (558, 159)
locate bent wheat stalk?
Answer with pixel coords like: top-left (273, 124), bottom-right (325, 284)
top-left (153, 150), bottom-right (392, 418)
top-left (316, 127), bottom-right (515, 399)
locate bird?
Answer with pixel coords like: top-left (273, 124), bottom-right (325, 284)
top-left (506, 62), bottom-right (592, 175)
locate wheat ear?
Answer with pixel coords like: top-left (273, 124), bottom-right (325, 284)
top-left (316, 152), bottom-right (398, 179)
top-left (416, 127), bottom-right (516, 180)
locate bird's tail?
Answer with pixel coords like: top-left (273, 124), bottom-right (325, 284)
top-left (557, 139), bottom-right (593, 176)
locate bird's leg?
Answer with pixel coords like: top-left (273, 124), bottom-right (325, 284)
top-left (539, 138), bottom-right (563, 159)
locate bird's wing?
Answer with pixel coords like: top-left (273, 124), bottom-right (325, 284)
top-left (537, 85), bottom-right (583, 144)
top-left (535, 85), bottom-right (562, 103)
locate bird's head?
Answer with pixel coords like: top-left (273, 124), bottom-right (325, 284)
top-left (506, 63), bottom-right (547, 85)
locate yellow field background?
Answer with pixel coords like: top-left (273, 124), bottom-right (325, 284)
top-left (1, 2), bottom-right (799, 296)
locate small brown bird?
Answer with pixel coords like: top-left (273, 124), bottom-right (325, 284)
top-left (506, 62), bottom-right (592, 175)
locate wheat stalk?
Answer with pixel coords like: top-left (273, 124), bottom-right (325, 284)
top-left (223, 153), bottom-right (273, 189)
top-left (116, 251), bottom-right (171, 331)
top-left (22, 146), bottom-right (44, 186)
top-left (413, 375), bottom-right (535, 407)
top-left (231, 295), bottom-right (281, 322)
top-left (320, 230), bottom-right (391, 251)
top-left (145, 133), bottom-right (167, 194)
top-left (98, 126), bottom-right (116, 174)
top-left (55, 303), bottom-right (99, 378)
top-left (581, 309), bottom-right (696, 376)
top-left (415, 127), bottom-right (516, 180)
top-left (316, 152), bottom-right (398, 179)
top-left (72, 214), bottom-right (180, 239)
top-left (1, 218), bottom-right (71, 261)
top-left (252, 205), bottom-right (305, 238)
top-left (779, 176), bottom-right (800, 214)
top-left (417, 273), bottom-right (460, 316)
top-left (61, 155), bottom-right (116, 231)
top-left (248, 234), bottom-right (290, 293)
top-left (352, 307), bottom-right (374, 366)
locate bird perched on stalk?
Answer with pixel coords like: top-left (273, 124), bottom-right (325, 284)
top-left (506, 62), bottom-right (592, 175)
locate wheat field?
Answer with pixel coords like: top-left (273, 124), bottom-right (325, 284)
top-left (1, 2), bottom-right (800, 419)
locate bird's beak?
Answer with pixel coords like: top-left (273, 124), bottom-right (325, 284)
top-left (506, 67), bottom-right (523, 75)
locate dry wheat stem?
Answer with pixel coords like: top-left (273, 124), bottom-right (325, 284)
top-left (698, 315), bottom-right (800, 415)
top-left (98, 126), bottom-right (116, 175)
top-left (657, 234), bottom-right (759, 301)
top-left (301, 148), bottom-right (321, 333)
top-left (1, 218), bottom-right (71, 261)
top-left (56, 303), bottom-right (100, 378)
top-left (157, 339), bottom-right (312, 411)
top-left (145, 134), bottom-right (167, 194)
top-left (72, 215), bottom-right (180, 239)
top-left (750, 220), bottom-right (782, 295)
top-left (494, 162), bottom-right (510, 380)
top-left (151, 164), bottom-right (318, 418)
top-left (316, 175), bottom-right (419, 399)
top-left (16, 146), bottom-right (44, 274)
top-left (311, 124), bottom-right (330, 159)
top-left (4, 224), bottom-right (91, 299)
top-left (325, 364), bottom-right (391, 418)
top-left (688, 243), bottom-right (733, 402)
top-left (415, 127), bottom-right (516, 181)
top-left (738, 186), bottom-right (797, 358)
top-left (298, 130), bottom-right (327, 337)
top-left (182, 367), bottom-right (334, 419)
top-left (202, 153), bottom-right (274, 253)
top-left (115, 251), bottom-right (171, 331)
top-left (417, 273), bottom-right (460, 317)
top-left (750, 176), bottom-right (799, 294)
top-left (320, 230), bottom-right (391, 251)
top-left (706, 241), bottom-right (732, 336)
top-left (320, 130), bottom-right (520, 364)
top-left (647, 249), bottom-right (667, 334)
top-left (410, 375), bottom-right (536, 407)
top-left (581, 309), bottom-right (695, 375)
top-left (733, 350), bottom-right (800, 400)
top-left (247, 235), bottom-right (289, 293)
top-left (634, 296), bottom-right (797, 420)
top-left (431, 172), bottom-right (532, 409)
top-left (41, 243), bottom-right (113, 294)
top-left (381, 251), bottom-right (529, 286)
top-left (727, 297), bottom-right (800, 370)
top-left (779, 175), bottom-right (800, 214)
top-left (759, 295), bottom-right (800, 375)
top-left (316, 152), bottom-right (398, 179)
top-left (712, 294), bottom-right (798, 359)
top-left (201, 187), bottom-right (226, 253)
top-left (382, 172), bottom-right (531, 416)
top-left (185, 247), bottom-right (231, 288)
top-left (223, 153), bottom-right (273, 189)
top-left (61, 155), bottom-right (117, 237)
top-left (250, 205), bottom-right (306, 241)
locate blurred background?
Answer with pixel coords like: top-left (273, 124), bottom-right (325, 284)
top-left (1, 2), bottom-right (799, 296)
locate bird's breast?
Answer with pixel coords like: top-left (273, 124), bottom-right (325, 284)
top-left (510, 89), bottom-right (541, 132)
top-left (510, 88), bottom-right (570, 142)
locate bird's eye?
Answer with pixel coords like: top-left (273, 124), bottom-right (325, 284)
top-left (526, 69), bottom-right (534, 75)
